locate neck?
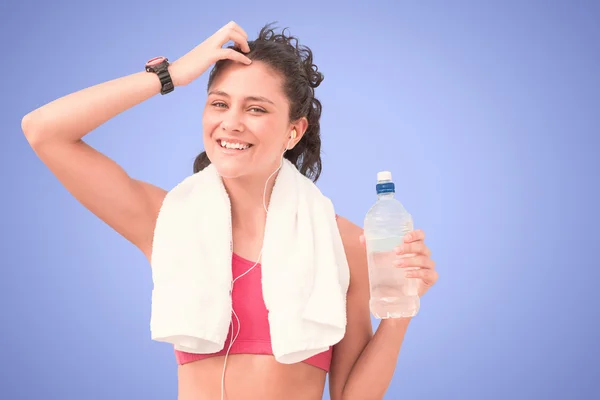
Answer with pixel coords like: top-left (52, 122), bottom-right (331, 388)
top-left (223, 170), bottom-right (280, 232)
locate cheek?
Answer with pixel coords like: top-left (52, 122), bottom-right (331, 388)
top-left (202, 111), bottom-right (221, 138)
top-left (248, 117), bottom-right (285, 146)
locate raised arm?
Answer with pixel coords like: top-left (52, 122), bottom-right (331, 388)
top-left (22, 70), bottom-right (170, 257)
top-left (21, 21), bottom-right (252, 259)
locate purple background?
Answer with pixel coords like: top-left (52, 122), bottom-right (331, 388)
top-left (1, 1), bottom-right (598, 399)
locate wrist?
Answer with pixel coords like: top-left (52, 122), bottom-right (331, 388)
top-left (379, 317), bottom-right (411, 331)
top-left (167, 62), bottom-right (183, 87)
top-left (145, 56), bottom-right (175, 95)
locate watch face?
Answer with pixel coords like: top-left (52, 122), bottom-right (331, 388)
top-left (147, 56), bottom-right (166, 66)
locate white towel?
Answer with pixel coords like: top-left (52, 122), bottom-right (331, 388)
top-left (149, 158), bottom-right (350, 364)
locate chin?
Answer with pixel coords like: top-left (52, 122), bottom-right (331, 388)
top-left (207, 153), bottom-right (250, 179)
top-left (213, 163), bottom-right (248, 179)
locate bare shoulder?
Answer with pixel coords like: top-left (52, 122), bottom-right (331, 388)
top-left (334, 213), bottom-right (370, 313)
top-left (335, 215), bottom-right (367, 276)
top-left (335, 214), bottom-right (371, 312)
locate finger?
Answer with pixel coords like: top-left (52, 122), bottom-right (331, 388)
top-left (394, 255), bottom-right (435, 270)
top-left (225, 20), bottom-right (249, 40)
top-left (405, 268), bottom-right (438, 286)
top-left (233, 25), bottom-right (248, 42)
top-left (395, 241), bottom-right (431, 257)
top-left (219, 48), bottom-right (252, 65)
top-left (404, 229), bottom-right (425, 243)
top-left (232, 38), bottom-right (251, 54)
top-left (223, 29), bottom-right (251, 53)
top-left (217, 22), bottom-right (250, 53)
top-left (234, 42), bottom-right (250, 54)
top-left (359, 234), bottom-right (365, 246)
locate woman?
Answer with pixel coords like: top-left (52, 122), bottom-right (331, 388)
top-left (21, 21), bottom-right (438, 400)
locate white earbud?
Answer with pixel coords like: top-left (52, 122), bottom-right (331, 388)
top-left (286, 129), bottom-right (297, 150)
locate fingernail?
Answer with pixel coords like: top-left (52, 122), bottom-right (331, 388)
top-left (405, 234), bottom-right (412, 241)
top-left (395, 245), bottom-right (403, 254)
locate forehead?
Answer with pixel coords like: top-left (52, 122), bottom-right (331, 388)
top-left (209, 61), bottom-right (286, 102)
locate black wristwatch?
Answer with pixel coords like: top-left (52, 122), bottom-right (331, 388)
top-left (145, 56), bottom-right (174, 95)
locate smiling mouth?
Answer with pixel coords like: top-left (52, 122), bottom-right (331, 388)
top-left (218, 139), bottom-right (253, 150)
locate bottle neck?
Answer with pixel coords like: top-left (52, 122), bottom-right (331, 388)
top-left (377, 192), bottom-right (395, 199)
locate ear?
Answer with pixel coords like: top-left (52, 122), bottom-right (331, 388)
top-left (288, 117), bottom-right (309, 150)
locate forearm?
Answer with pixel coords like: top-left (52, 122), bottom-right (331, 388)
top-left (342, 318), bottom-right (411, 400)
top-left (22, 69), bottom-right (164, 145)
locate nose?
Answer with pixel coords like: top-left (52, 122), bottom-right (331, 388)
top-left (220, 108), bottom-right (245, 133)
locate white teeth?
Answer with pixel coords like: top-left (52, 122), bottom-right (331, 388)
top-left (220, 140), bottom-right (250, 150)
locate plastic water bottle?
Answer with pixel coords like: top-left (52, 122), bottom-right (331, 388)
top-left (364, 171), bottom-right (420, 318)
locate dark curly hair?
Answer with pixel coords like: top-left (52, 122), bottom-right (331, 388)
top-left (193, 23), bottom-right (325, 182)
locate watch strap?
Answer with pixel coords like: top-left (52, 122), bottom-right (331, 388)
top-left (146, 57), bottom-right (174, 95)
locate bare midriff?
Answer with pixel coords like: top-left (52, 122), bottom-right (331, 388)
top-left (177, 354), bottom-right (327, 400)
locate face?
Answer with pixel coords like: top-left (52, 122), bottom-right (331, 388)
top-left (202, 61), bottom-right (298, 181)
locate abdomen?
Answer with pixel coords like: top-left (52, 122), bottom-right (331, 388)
top-left (177, 353), bottom-right (327, 400)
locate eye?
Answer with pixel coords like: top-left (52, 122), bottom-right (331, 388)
top-left (249, 107), bottom-right (266, 113)
top-left (212, 101), bottom-right (227, 108)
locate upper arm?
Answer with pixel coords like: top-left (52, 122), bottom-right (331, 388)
top-left (29, 139), bottom-right (167, 259)
top-left (329, 215), bottom-right (373, 399)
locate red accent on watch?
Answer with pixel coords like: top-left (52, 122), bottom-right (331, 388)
top-left (145, 56), bottom-right (174, 95)
top-left (146, 56), bottom-right (167, 67)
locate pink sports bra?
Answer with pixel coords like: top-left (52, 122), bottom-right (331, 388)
top-left (174, 252), bottom-right (334, 372)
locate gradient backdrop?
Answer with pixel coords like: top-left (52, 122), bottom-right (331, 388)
top-left (1, 1), bottom-right (598, 399)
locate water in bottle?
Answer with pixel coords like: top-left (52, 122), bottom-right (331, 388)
top-left (364, 171), bottom-right (420, 318)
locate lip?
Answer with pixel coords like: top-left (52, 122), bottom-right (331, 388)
top-left (218, 146), bottom-right (253, 155)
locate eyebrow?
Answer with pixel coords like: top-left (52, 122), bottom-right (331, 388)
top-left (208, 90), bottom-right (275, 105)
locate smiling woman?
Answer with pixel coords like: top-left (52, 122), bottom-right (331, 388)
top-left (194, 26), bottom-right (323, 184)
top-left (20, 20), bottom-right (438, 400)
